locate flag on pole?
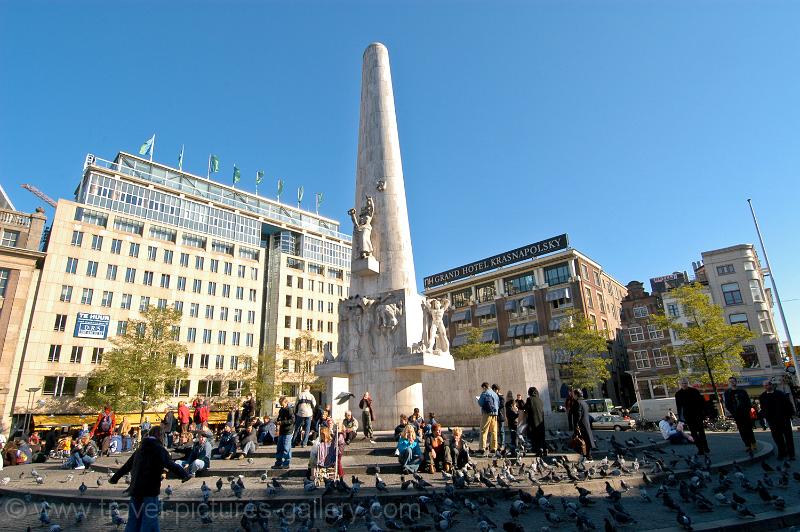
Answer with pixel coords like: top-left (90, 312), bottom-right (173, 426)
top-left (297, 186), bottom-right (304, 205)
top-left (255, 170), bottom-right (264, 185)
top-left (178, 145), bottom-right (184, 171)
top-left (277, 179), bottom-right (284, 197)
top-left (139, 135), bottom-right (155, 157)
top-left (210, 155), bottom-right (220, 173)
top-left (315, 192), bottom-right (323, 213)
top-left (233, 164), bottom-right (241, 184)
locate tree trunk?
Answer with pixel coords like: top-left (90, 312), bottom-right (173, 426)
top-left (703, 349), bottom-right (725, 418)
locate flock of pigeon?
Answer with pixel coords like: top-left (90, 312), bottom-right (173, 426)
top-left (4, 431), bottom-right (800, 531)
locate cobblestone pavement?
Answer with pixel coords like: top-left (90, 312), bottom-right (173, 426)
top-left (0, 429), bottom-right (798, 531)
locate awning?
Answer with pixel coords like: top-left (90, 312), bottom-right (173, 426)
top-left (452, 334), bottom-right (468, 347)
top-left (475, 304), bottom-right (496, 318)
top-left (451, 309), bottom-right (472, 322)
top-left (503, 299), bottom-right (517, 311)
top-left (480, 329), bottom-right (499, 343)
top-left (545, 287), bottom-right (570, 302)
top-left (31, 410), bottom-right (230, 430)
top-left (507, 326), bottom-right (518, 338)
top-left (521, 295), bottom-right (536, 308)
top-left (549, 318), bottom-right (563, 331)
top-left (524, 322), bottom-right (540, 336)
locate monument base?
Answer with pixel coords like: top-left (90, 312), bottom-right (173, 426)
top-left (352, 256), bottom-right (380, 276)
top-left (394, 352), bottom-right (455, 371)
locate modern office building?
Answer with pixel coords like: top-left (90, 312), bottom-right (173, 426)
top-left (9, 152), bottom-right (350, 425)
top-left (0, 198), bottom-right (47, 431)
top-left (422, 235), bottom-right (628, 406)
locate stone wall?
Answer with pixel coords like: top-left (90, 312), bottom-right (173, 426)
top-left (422, 345), bottom-right (567, 431)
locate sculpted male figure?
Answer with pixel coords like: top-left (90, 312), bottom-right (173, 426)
top-left (423, 298), bottom-right (450, 352)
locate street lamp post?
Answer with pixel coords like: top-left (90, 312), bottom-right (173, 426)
top-left (23, 387), bottom-right (41, 436)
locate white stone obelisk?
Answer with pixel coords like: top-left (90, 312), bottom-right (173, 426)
top-left (317, 43), bottom-right (454, 430)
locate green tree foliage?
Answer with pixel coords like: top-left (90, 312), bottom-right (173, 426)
top-left (82, 306), bottom-right (187, 423)
top-left (277, 330), bottom-right (324, 393)
top-left (451, 326), bottom-right (498, 361)
top-left (650, 283), bottom-right (755, 414)
top-left (548, 310), bottom-right (611, 391)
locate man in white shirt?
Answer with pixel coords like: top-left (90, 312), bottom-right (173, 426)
top-left (293, 385), bottom-right (317, 447)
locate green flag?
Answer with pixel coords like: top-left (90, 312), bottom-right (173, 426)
top-left (277, 179), bottom-right (284, 196)
top-left (139, 135), bottom-right (155, 157)
top-left (315, 192), bottom-right (323, 211)
top-left (177, 144), bottom-right (184, 170)
top-left (297, 186), bottom-right (304, 203)
top-left (209, 155), bottom-right (220, 173)
top-left (233, 164), bottom-right (241, 184)
top-left (256, 170), bottom-right (264, 185)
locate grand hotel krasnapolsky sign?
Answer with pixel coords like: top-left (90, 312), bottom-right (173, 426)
top-left (423, 234), bottom-right (569, 289)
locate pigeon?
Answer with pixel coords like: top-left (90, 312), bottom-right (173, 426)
top-left (79, 482), bottom-right (87, 495)
top-left (165, 485), bottom-right (174, 497)
top-left (304, 478), bottom-right (317, 492)
top-left (639, 487), bottom-right (651, 503)
top-left (335, 391), bottom-right (355, 405)
top-left (375, 472), bottom-right (388, 492)
top-left (111, 508), bottom-right (126, 528)
top-left (0, 477), bottom-right (9, 486)
top-left (48, 526), bottom-right (62, 532)
top-left (271, 478), bottom-right (284, 490)
top-left (39, 508), bottom-right (50, 525)
top-left (216, 477), bottom-right (224, 491)
top-left (677, 512), bottom-right (693, 531)
top-left (732, 502), bottom-right (755, 518)
top-left (75, 510), bottom-right (86, 524)
top-left (96, 476), bottom-right (104, 487)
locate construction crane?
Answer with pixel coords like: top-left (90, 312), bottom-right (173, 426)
top-left (21, 183), bottom-right (57, 208)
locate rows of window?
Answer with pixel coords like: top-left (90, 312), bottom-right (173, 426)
top-left (632, 347), bottom-right (671, 369)
top-left (627, 325), bottom-right (665, 343)
top-left (46, 345), bottom-right (104, 364)
top-left (284, 315), bottom-right (336, 333)
top-left (83, 172), bottom-right (262, 246)
top-left (66, 233), bottom-right (259, 280)
top-left (42, 375), bottom-right (247, 398)
top-left (728, 311), bottom-right (774, 335)
top-left (282, 337), bottom-right (334, 352)
top-left (1, 229), bottom-right (20, 247)
top-left (286, 275), bottom-right (346, 296)
top-left (284, 294), bottom-right (337, 314)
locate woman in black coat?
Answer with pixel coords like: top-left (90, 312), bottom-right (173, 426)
top-left (525, 387), bottom-right (546, 457)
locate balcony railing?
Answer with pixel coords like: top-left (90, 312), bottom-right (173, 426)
top-left (0, 209), bottom-right (32, 228)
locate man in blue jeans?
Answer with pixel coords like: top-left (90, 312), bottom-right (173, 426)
top-left (110, 426), bottom-right (190, 532)
top-left (63, 435), bottom-right (98, 470)
top-left (273, 396), bottom-right (295, 469)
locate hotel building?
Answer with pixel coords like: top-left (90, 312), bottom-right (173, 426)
top-left (422, 237), bottom-right (627, 406)
top-left (8, 152), bottom-right (350, 426)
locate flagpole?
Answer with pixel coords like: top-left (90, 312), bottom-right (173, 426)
top-left (150, 134), bottom-right (155, 162)
top-left (207, 155), bottom-right (211, 179)
top-left (232, 163), bottom-right (236, 189)
top-left (179, 144), bottom-right (184, 171)
top-left (747, 198), bottom-right (799, 385)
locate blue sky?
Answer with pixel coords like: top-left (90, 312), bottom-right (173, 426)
top-left (1, 0), bottom-right (799, 345)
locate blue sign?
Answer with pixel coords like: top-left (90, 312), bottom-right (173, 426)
top-left (74, 313), bottom-right (110, 339)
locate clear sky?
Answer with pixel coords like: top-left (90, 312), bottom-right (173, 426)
top-left (1, 0), bottom-right (798, 344)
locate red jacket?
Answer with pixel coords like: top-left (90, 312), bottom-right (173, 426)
top-left (177, 404), bottom-right (190, 424)
top-left (91, 409), bottom-right (116, 437)
top-left (197, 405), bottom-right (209, 423)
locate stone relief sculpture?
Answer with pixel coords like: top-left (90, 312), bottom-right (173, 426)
top-left (322, 343), bottom-right (335, 363)
top-left (377, 301), bottom-right (402, 331)
top-left (348, 195), bottom-right (375, 259)
top-left (422, 297), bottom-right (450, 353)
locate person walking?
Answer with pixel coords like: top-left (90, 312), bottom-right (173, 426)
top-left (109, 427), bottom-right (190, 531)
top-left (90, 405), bottom-right (115, 448)
top-left (476, 382), bottom-right (499, 456)
top-left (273, 396), bottom-right (295, 469)
top-left (675, 377), bottom-right (710, 455)
top-left (759, 379), bottom-right (796, 460)
top-left (359, 392), bottom-right (375, 444)
top-left (565, 390), bottom-right (578, 431)
top-left (293, 385), bottom-right (316, 447)
top-left (573, 389), bottom-right (596, 458)
top-left (505, 391), bottom-right (519, 455)
top-left (492, 384), bottom-right (506, 451)
top-left (525, 387), bottom-right (546, 457)
top-left (723, 376), bottom-right (756, 453)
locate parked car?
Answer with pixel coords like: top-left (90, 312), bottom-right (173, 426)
top-left (591, 414), bottom-right (636, 431)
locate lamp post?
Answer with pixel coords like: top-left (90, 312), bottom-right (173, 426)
top-left (625, 371), bottom-right (642, 407)
top-left (23, 387), bottom-right (41, 436)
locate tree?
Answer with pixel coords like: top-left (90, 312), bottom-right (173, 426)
top-left (650, 283), bottom-right (755, 415)
top-left (82, 306), bottom-right (187, 423)
top-left (548, 310), bottom-right (611, 391)
top-left (451, 326), bottom-right (498, 361)
top-left (276, 331), bottom-right (324, 395)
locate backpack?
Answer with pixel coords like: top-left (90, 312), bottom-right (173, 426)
top-left (100, 413), bottom-right (112, 432)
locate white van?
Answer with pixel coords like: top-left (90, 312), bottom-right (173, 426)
top-left (630, 398), bottom-right (677, 424)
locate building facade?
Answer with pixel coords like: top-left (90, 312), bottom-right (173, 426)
top-left (698, 244), bottom-right (783, 386)
top-left (422, 242), bottom-right (627, 406)
top-left (9, 152), bottom-right (350, 425)
top-left (0, 203), bottom-right (47, 430)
